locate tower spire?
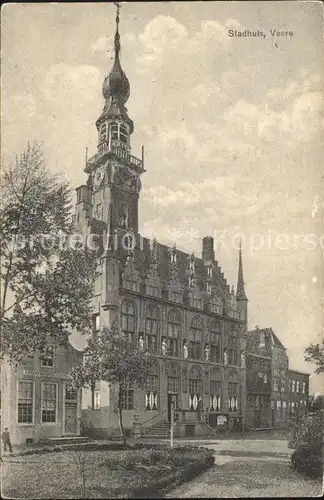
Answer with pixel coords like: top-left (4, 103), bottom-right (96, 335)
top-left (236, 240), bottom-right (248, 301)
top-left (97, 1), bottom-right (133, 135)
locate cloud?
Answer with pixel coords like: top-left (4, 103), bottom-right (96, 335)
top-left (138, 15), bottom-right (188, 55)
top-left (2, 92), bottom-right (37, 122)
top-left (136, 15), bottom-right (243, 73)
top-left (291, 91), bottom-right (323, 140)
top-left (91, 35), bottom-right (111, 53)
top-left (41, 63), bottom-right (101, 102)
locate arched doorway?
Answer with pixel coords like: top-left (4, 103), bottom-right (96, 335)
top-left (166, 362), bottom-right (180, 422)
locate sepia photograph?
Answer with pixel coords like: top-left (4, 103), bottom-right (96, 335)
top-left (1, 1), bottom-right (323, 498)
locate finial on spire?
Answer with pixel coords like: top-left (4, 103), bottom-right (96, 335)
top-left (114, 2), bottom-right (121, 55)
top-left (114, 1), bottom-right (120, 25)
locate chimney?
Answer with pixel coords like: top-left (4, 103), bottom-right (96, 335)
top-left (202, 236), bottom-right (214, 261)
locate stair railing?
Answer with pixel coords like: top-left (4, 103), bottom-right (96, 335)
top-left (139, 409), bottom-right (168, 436)
top-left (203, 410), bottom-right (221, 436)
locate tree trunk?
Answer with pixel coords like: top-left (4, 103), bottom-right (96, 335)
top-left (118, 386), bottom-right (127, 449)
top-left (91, 382), bottom-right (95, 410)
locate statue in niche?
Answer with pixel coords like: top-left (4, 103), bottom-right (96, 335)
top-left (138, 335), bottom-right (144, 351)
top-left (161, 337), bottom-right (168, 356)
top-left (241, 352), bottom-right (246, 368)
top-left (223, 348), bottom-right (228, 365)
top-left (204, 344), bottom-right (210, 361)
top-left (183, 341), bottom-right (188, 359)
top-left (120, 209), bottom-right (128, 229)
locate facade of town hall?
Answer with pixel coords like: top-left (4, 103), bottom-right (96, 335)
top-left (0, 11), bottom-right (311, 446)
top-left (76, 13), bottom-right (248, 438)
top-left (75, 13), bottom-right (309, 438)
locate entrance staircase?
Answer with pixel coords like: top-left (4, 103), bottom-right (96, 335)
top-left (141, 420), bottom-right (170, 439)
top-left (138, 409), bottom-right (170, 439)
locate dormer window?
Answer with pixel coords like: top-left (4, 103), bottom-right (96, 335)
top-left (120, 125), bottom-right (128, 144)
top-left (170, 252), bottom-right (177, 264)
top-left (206, 282), bottom-right (211, 294)
top-left (207, 266), bottom-right (212, 278)
top-left (111, 122), bottom-right (119, 140)
top-left (41, 345), bottom-right (54, 367)
top-left (188, 275), bottom-right (194, 287)
top-left (121, 205), bottom-right (129, 229)
top-left (189, 259), bottom-right (195, 271)
top-left (99, 123), bottom-right (107, 143)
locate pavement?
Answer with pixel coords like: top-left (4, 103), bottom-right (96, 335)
top-left (164, 438), bottom-right (322, 498)
top-left (1, 435), bottom-right (322, 498)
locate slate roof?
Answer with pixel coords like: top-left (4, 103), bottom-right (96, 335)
top-left (247, 327), bottom-right (286, 351)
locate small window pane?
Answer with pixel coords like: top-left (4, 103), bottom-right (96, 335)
top-left (18, 381), bottom-right (33, 423)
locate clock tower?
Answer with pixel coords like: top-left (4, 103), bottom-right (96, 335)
top-left (75, 4), bottom-right (145, 245)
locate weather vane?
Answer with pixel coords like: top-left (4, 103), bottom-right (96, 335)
top-left (114, 2), bottom-right (121, 26)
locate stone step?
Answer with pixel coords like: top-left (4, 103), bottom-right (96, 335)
top-left (141, 422), bottom-right (170, 438)
top-left (141, 433), bottom-right (169, 438)
top-left (143, 429), bottom-right (170, 434)
top-left (40, 436), bottom-right (92, 446)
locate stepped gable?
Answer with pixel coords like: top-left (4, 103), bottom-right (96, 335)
top-left (126, 233), bottom-right (232, 296)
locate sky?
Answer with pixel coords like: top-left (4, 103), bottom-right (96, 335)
top-left (2, 1), bottom-right (323, 393)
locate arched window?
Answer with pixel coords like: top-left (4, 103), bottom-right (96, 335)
top-left (145, 360), bottom-right (159, 411)
top-left (210, 368), bottom-right (221, 411)
top-left (170, 248), bottom-right (177, 264)
top-left (189, 316), bottom-right (202, 360)
top-left (167, 309), bottom-right (181, 357)
top-left (121, 300), bottom-right (136, 342)
top-left (228, 381), bottom-right (239, 412)
top-left (120, 125), bottom-right (128, 144)
top-left (145, 305), bottom-right (159, 353)
top-left (99, 123), bottom-right (107, 143)
top-left (111, 122), bottom-right (119, 141)
top-left (228, 328), bottom-right (238, 366)
top-left (167, 362), bottom-right (180, 394)
top-left (210, 321), bottom-right (221, 363)
top-left (189, 366), bottom-right (202, 410)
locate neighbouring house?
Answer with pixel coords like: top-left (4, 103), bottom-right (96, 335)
top-left (287, 369), bottom-right (309, 424)
top-left (0, 339), bottom-right (83, 445)
top-left (246, 327), bottom-right (309, 430)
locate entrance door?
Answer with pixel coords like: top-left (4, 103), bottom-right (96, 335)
top-left (167, 393), bottom-right (178, 423)
top-left (255, 409), bottom-right (261, 428)
top-left (65, 403), bottom-right (77, 435)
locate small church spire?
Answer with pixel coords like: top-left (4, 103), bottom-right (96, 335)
top-left (236, 240), bottom-right (248, 301)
